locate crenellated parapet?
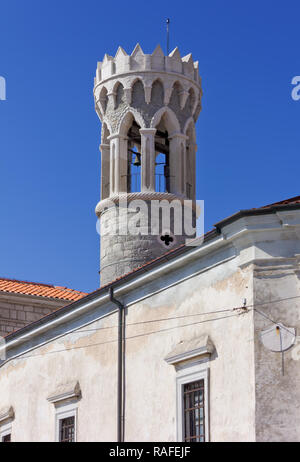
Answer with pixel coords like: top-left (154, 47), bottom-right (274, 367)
top-left (94, 44), bottom-right (203, 132)
top-left (95, 43), bottom-right (201, 86)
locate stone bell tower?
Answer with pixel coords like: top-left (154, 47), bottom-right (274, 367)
top-left (94, 44), bottom-right (202, 286)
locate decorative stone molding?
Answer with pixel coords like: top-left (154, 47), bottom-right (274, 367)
top-left (165, 335), bottom-right (215, 366)
top-left (276, 210), bottom-right (300, 227)
top-left (47, 381), bottom-right (81, 404)
top-left (150, 106), bottom-right (181, 133)
top-left (93, 44), bottom-right (203, 125)
top-left (116, 108), bottom-right (146, 133)
top-left (94, 44), bottom-right (201, 87)
top-left (95, 191), bottom-right (194, 216)
top-left (0, 406), bottom-right (14, 423)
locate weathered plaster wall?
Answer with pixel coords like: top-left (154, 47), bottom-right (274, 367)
top-left (0, 310), bottom-right (119, 442)
top-left (123, 261), bottom-right (255, 442)
top-left (1, 211), bottom-right (299, 442)
top-left (253, 230), bottom-right (300, 441)
top-left (0, 251), bottom-right (255, 442)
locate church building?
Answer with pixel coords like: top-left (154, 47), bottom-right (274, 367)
top-left (0, 44), bottom-right (299, 443)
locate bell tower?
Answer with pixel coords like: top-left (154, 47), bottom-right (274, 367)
top-left (94, 44), bottom-right (202, 286)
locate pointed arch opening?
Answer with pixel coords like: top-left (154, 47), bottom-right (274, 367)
top-left (151, 107), bottom-right (181, 194)
top-left (118, 111), bottom-right (144, 193)
top-left (154, 117), bottom-right (170, 193)
top-left (113, 81), bottom-right (125, 109)
top-left (169, 81), bottom-right (184, 109)
top-left (151, 79), bottom-right (164, 107)
top-left (131, 79), bottom-right (146, 109)
top-left (99, 86), bottom-right (108, 114)
top-left (127, 120), bottom-right (142, 192)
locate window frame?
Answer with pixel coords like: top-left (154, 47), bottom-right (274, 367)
top-left (176, 366), bottom-right (209, 442)
top-left (55, 403), bottom-right (77, 443)
top-left (0, 422), bottom-right (12, 443)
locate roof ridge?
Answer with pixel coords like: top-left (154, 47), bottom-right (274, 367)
top-left (0, 277), bottom-right (54, 288)
top-left (0, 277), bottom-right (86, 294)
top-left (260, 195), bottom-right (300, 208)
top-left (0, 277), bottom-right (88, 302)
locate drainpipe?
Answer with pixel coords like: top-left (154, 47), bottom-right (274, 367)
top-left (109, 287), bottom-right (123, 442)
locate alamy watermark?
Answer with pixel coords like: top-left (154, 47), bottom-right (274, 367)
top-left (291, 76), bottom-right (300, 101)
top-left (0, 76), bottom-right (6, 101)
top-left (96, 199), bottom-right (205, 247)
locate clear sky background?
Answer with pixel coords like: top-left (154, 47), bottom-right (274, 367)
top-left (0, 0), bottom-right (299, 293)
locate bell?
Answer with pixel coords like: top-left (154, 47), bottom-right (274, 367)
top-left (133, 153), bottom-right (141, 167)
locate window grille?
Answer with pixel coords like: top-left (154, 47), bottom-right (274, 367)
top-left (59, 416), bottom-right (75, 442)
top-left (2, 434), bottom-right (11, 442)
top-left (183, 379), bottom-right (205, 442)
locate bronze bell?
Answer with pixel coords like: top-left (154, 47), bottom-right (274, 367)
top-left (133, 153), bottom-right (141, 167)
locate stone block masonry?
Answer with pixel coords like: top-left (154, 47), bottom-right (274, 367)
top-left (0, 294), bottom-right (68, 337)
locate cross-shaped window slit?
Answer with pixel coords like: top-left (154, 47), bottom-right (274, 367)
top-left (160, 234), bottom-right (174, 246)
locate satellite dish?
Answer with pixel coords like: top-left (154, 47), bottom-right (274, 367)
top-left (260, 322), bottom-right (296, 352)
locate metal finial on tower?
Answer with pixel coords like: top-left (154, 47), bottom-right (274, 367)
top-left (166, 18), bottom-right (170, 55)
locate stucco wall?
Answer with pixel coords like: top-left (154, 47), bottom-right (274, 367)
top-left (123, 261), bottom-right (255, 442)
top-left (253, 231), bottom-right (300, 441)
top-left (0, 253), bottom-right (255, 442)
top-left (1, 210), bottom-right (299, 442)
top-left (0, 310), bottom-right (119, 442)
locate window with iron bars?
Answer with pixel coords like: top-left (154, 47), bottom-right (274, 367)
top-left (2, 434), bottom-right (11, 442)
top-left (183, 379), bottom-right (205, 442)
top-left (59, 416), bottom-right (75, 442)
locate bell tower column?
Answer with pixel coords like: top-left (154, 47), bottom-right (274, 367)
top-left (108, 134), bottom-right (128, 194)
top-left (140, 128), bottom-right (156, 192)
top-left (100, 143), bottom-right (110, 199)
top-left (169, 133), bottom-right (188, 196)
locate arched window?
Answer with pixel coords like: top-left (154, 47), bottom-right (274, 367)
top-left (127, 120), bottom-right (142, 192)
top-left (114, 82), bottom-right (124, 109)
top-left (151, 108), bottom-right (181, 194)
top-left (118, 111), bottom-right (144, 193)
top-left (131, 79), bottom-right (146, 109)
top-left (154, 125), bottom-right (169, 193)
top-left (151, 80), bottom-right (164, 107)
top-left (169, 81), bottom-right (183, 110)
top-left (99, 86), bottom-right (108, 114)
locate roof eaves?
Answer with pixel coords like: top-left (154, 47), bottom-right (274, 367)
top-left (3, 229), bottom-right (220, 343)
top-left (214, 202), bottom-right (300, 231)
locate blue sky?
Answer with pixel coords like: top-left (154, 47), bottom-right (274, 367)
top-left (0, 0), bottom-right (299, 293)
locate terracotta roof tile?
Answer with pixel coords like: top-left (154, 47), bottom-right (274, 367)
top-left (260, 195), bottom-right (300, 208)
top-left (0, 277), bottom-right (87, 301)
